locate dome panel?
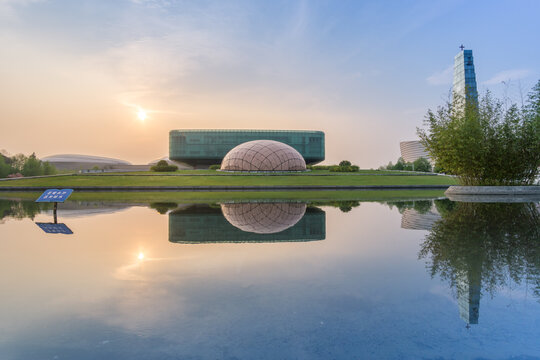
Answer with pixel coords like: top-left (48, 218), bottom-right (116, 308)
top-left (220, 140), bottom-right (306, 171)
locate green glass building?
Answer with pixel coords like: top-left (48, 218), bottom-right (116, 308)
top-left (169, 129), bottom-right (325, 167)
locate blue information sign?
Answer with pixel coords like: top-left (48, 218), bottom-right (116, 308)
top-left (36, 222), bottom-right (73, 234)
top-left (35, 189), bottom-right (74, 203)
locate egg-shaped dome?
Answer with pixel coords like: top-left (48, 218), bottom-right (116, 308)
top-left (221, 202), bottom-right (307, 234)
top-left (220, 140), bottom-right (306, 171)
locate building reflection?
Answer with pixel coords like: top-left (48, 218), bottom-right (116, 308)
top-left (456, 266), bottom-right (481, 325)
top-left (385, 200), bottom-right (443, 231)
top-left (169, 203), bottom-right (325, 243)
top-left (400, 207), bottom-right (441, 230)
top-left (417, 200), bottom-right (540, 326)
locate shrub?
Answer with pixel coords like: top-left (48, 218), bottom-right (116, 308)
top-left (209, 164), bottom-right (221, 170)
top-left (339, 160), bottom-right (352, 167)
top-left (151, 160), bottom-right (178, 172)
top-left (413, 157), bottom-right (431, 172)
top-left (328, 166), bottom-right (341, 172)
top-left (329, 164), bottom-right (359, 172)
top-left (311, 165), bottom-right (331, 170)
top-left (418, 81), bottom-right (540, 185)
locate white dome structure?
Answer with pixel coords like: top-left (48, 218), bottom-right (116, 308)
top-left (220, 140), bottom-right (306, 171)
top-left (221, 202), bottom-right (307, 234)
top-left (41, 154), bottom-right (132, 170)
top-left (42, 154), bottom-right (131, 165)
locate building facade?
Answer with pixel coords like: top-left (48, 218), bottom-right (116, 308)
top-left (169, 129), bottom-right (324, 167)
top-left (453, 48), bottom-right (478, 103)
top-left (399, 140), bottom-right (431, 164)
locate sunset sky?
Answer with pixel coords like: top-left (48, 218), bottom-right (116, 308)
top-left (1, 0), bottom-right (539, 167)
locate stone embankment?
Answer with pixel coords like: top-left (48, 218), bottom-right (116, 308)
top-left (445, 185), bottom-right (540, 202)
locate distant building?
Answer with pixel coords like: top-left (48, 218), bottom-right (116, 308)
top-left (169, 129), bottom-right (324, 168)
top-left (41, 154), bottom-right (131, 170)
top-left (42, 154), bottom-right (150, 171)
top-left (399, 140), bottom-right (431, 164)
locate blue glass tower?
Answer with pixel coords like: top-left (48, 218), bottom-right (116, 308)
top-left (453, 47), bottom-right (478, 103)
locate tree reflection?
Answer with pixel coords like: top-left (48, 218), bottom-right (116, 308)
top-left (0, 199), bottom-right (48, 221)
top-left (419, 201), bottom-right (540, 324)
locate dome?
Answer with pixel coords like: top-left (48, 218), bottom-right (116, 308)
top-left (41, 154), bottom-right (131, 165)
top-left (221, 202), bottom-right (307, 234)
top-left (220, 140), bottom-right (306, 171)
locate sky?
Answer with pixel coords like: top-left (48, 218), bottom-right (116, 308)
top-left (1, 0), bottom-right (539, 167)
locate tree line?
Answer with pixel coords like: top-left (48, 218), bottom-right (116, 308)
top-left (0, 152), bottom-right (57, 178)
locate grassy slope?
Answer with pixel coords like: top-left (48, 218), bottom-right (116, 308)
top-left (0, 174), bottom-right (457, 187)
top-left (0, 189), bottom-right (447, 203)
top-left (111, 169), bottom-right (423, 175)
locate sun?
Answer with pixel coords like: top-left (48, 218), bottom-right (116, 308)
top-left (137, 109), bottom-right (147, 121)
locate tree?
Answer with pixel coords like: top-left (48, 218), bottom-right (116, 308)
top-left (21, 153), bottom-right (43, 177)
top-left (42, 161), bottom-right (57, 175)
top-left (10, 154), bottom-right (27, 173)
top-left (0, 156), bottom-right (11, 178)
top-left (413, 157), bottom-right (431, 172)
top-left (339, 160), bottom-right (352, 167)
top-left (418, 81), bottom-right (540, 185)
top-left (393, 157), bottom-right (405, 170)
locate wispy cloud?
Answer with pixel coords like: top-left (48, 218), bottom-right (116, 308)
top-left (426, 65), bottom-right (453, 85)
top-left (483, 69), bottom-right (532, 85)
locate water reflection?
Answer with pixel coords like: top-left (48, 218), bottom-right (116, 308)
top-left (221, 202), bottom-right (306, 234)
top-left (418, 201), bottom-right (540, 325)
top-left (0, 199), bottom-right (48, 223)
top-left (389, 200), bottom-right (442, 230)
top-left (1, 196), bottom-right (540, 358)
top-left (169, 203), bottom-right (326, 243)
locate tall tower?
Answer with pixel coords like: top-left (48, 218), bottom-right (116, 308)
top-left (453, 46), bottom-right (478, 104)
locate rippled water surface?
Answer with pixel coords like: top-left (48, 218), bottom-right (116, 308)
top-left (0, 197), bottom-right (539, 359)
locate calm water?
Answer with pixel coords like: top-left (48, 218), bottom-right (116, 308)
top-left (0, 196), bottom-right (539, 359)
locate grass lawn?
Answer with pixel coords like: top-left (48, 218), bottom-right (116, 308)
top-left (0, 173), bottom-right (457, 187)
top-left (0, 189), bottom-right (447, 203)
top-left (108, 169), bottom-right (429, 175)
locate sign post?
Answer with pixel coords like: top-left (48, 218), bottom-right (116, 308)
top-left (35, 189), bottom-right (74, 234)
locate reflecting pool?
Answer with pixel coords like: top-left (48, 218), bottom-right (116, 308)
top-left (0, 196), bottom-right (539, 359)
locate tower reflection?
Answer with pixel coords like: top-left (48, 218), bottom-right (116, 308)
top-left (417, 200), bottom-right (540, 326)
top-left (169, 202), bottom-right (326, 244)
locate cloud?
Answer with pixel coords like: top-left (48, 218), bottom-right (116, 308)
top-left (426, 65), bottom-right (453, 85)
top-left (483, 69), bottom-right (532, 85)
